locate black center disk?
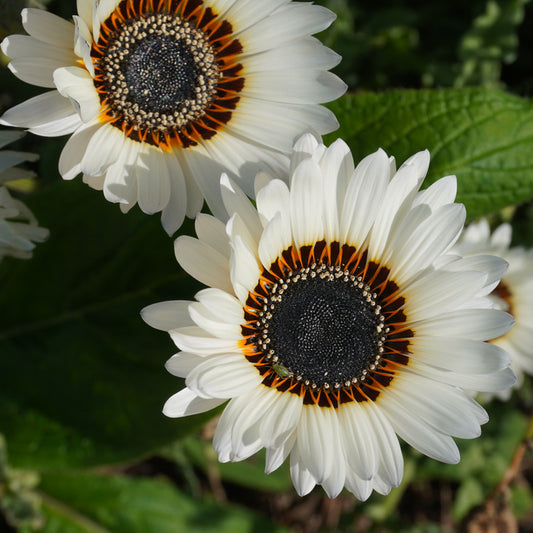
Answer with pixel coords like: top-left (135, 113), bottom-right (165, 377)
top-left (268, 276), bottom-right (382, 387)
top-left (123, 34), bottom-right (199, 114)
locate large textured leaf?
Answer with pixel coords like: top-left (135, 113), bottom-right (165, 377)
top-left (326, 88), bottom-right (533, 219)
top-left (20, 470), bottom-right (288, 533)
top-left (0, 179), bottom-right (209, 468)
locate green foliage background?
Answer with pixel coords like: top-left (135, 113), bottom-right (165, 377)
top-left (1, 0), bottom-right (533, 531)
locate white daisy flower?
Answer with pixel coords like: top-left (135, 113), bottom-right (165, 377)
top-left (0, 0), bottom-right (346, 234)
top-left (142, 134), bottom-right (515, 500)
top-left (0, 131), bottom-right (49, 261)
top-left (453, 219), bottom-right (533, 399)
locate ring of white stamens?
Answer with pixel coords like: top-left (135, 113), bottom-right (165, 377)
top-left (98, 13), bottom-right (220, 133)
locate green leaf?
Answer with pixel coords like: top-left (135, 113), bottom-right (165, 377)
top-left (20, 470), bottom-right (288, 533)
top-left (453, 477), bottom-right (485, 521)
top-left (0, 179), bottom-right (209, 468)
top-left (163, 436), bottom-right (293, 493)
top-left (326, 88), bottom-right (533, 219)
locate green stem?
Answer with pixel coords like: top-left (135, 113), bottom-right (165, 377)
top-left (38, 491), bottom-right (113, 533)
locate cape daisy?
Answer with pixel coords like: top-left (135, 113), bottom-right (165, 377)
top-left (453, 219), bottom-right (533, 399)
top-left (0, 0), bottom-right (345, 234)
top-left (0, 130), bottom-right (49, 261)
top-left (142, 134), bottom-right (515, 499)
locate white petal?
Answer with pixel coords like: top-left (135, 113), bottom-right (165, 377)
top-left (4, 36), bottom-right (76, 88)
top-left (491, 223), bottom-right (512, 248)
top-left (238, 3), bottom-right (335, 51)
top-left (197, 130), bottom-right (289, 201)
top-left (58, 120), bottom-right (101, 179)
top-left (226, 211), bottom-right (258, 259)
top-left (255, 178), bottom-right (290, 226)
top-left (290, 454), bottom-right (317, 496)
top-left (174, 235), bottom-right (233, 293)
top-left (443, 254), bottom-right (508, 290)
top-left (244, 36), bottom-right (341, 73)
top-left (410, 363), bottom-right (516, 393)
top-left (403, 270), bottom-right (487, 322)
top-left (182, 161), bottom-right (204, 218)
top-left (96, 0), bottom-right (120, 28)
top-left (220, 174), bottom-right (262, 243)
top-left (259, 389), bottom-right (302, 448)
top-left (73, 15), bottom-right (94, 76)
top-left (289, 132), bottom-right (321, 174)
top-left (188, 301), bottom-right (242, 340)
top-left (163, 387), bottom-right (225, 417)
top-left (388, 373), bottom-right (486, 438)
top-left (363, 402), bottom-right (403, 487)
top-left (344, 470), bottom-right (373, 501)
top-left (410, 336), bottom-right (511, 373)
top-left (213, 391), bottom-right (264, 462)
top-left (83, 173), bottom-right (105, 190)
top-left (135, 145), bottom-right (171, 214)
top-left (165, 352), bottom-right (205, 378)
top-left (77, 0), bottom-right (94, 32)
top-left (102, 137), bottom-right (138, 205)
top-left (368, 150), bottom-right (430, 261)
top-left (0, 90), bottom-right (80, 136)
top-left (140, 300), bottom-right (194, 331)
top-left (215, 0), bottom-right (289, 34)
top-left (294, 406), bottom-right (339, 484)
top-left (378, 394), bottom-right (460, 463)
top-left (388, 204), bottom-right (466, 284)
top-left (21, 8), bottom-right (75, 48)
top-left (160, 151), bottom-right (187, 236)
top-left (413, 175), bottom-right (457, 209)
top-left (290, 157), bottom-right (324, 248)
top-left (244, 69), bottom-right (346, 104)
top-left (194, 288), bottom-right (243, 325)
top-left (258, 212), bottom-right (290, 270)
top-left (175, 143), bottom-right (228, 221)
top-left (170, 326), bottom-right (239, 355)
top-left (80, 125), bottom-right (130, 180)
top-left (228, 388), bottom-right (278, 461)
top-left (194, 214), bottom-right (230, 258)
top-left (265, 433), bottom-right (296, 474)
top-left (53, 66), bottom-right (100, 123)
top-left (186, 353), bottom-right (261, 399)
top-left (413, 308), bottom-right (514, 341)
top-left (318, 138), bottom-right (350, 242)
top-left (229, 233), bottom-right (261, 303)
top-left (337, 402), bottom-right (377, 480)
top-left (227, 98), bottom-right (338, 152)
top-left (340, 149), bottom-right (391, 247)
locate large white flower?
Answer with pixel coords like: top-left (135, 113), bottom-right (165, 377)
top-left (142, 134), bottom-right (515, 500)
top-left (1, 0), bottom-right (345, 234)
top-left (0, 130), bottom-right (49, 261)
top-left (453, 219), bottom-right (533, 399)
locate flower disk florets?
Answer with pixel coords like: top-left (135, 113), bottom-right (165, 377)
top-left (94, 13), bottom-right (220, 140)
top-left (252, 261), bottom-right (386, 390)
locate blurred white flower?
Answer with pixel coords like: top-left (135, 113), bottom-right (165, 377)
top-left (453, 219), bottom-right (533, 399)
top-left (0, 130), bottom-right (49, 261)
